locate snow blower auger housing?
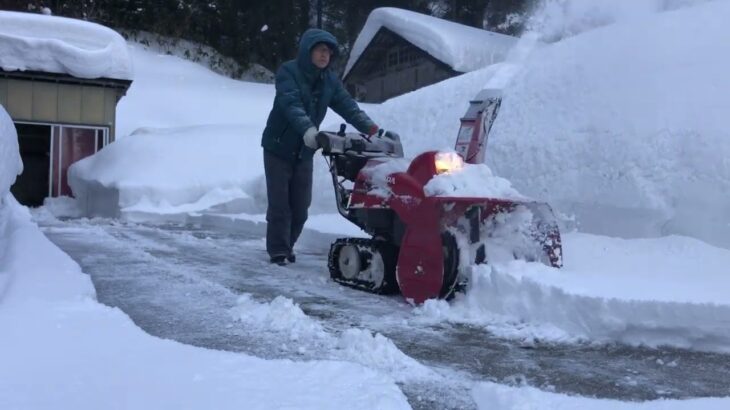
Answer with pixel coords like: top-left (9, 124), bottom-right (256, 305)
top-left (318, 90), bottom-right (562, 304)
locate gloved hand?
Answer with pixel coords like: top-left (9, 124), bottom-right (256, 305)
top-left (367, 124), bottom-right (380, 136)
top-left (303, 127), bottom-right (319, 149)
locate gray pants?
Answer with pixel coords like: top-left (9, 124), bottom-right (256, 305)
top-left (263, 150), bottom-right (313, 258)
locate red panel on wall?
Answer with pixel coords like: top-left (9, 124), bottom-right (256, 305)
top-left (58, 127), bottom-right (97, 197)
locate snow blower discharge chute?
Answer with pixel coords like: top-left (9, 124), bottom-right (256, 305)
top-left (317, 90), bottom-right (562, 304)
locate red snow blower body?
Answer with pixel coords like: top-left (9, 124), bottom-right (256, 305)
top-left (318, 90), bottom-right (562, 304)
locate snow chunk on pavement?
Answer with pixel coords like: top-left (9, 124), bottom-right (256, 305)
top-left (415, 232), bottom-right (730, 353)
top-left (473, 381), bottom-right (730, 410)
top-left (337, 328), bottom-right (430, 382)
top-left (230, 294), bottom-right (327, 341)
top-left (230, 293), bottom-right (435, 382)
top-left (0, 11), bottom-right (132, 80)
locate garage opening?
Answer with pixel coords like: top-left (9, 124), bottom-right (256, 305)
top-left (10, 122), bottom-right (109, 207)
top-left (11, 123), bottom-right (51, 207)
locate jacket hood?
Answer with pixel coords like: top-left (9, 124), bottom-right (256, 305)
top-left (297, 28), bottom-right (339, 77)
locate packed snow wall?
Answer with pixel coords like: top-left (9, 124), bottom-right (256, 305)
top-left (0, 105), bottom-right (22, 200)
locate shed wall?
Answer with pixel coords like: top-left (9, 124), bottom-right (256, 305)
top-left (0, 75), bottom-right (126, 141)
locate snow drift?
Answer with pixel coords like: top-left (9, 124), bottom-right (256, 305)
top-left (0, 10), bottom-right (132, 80)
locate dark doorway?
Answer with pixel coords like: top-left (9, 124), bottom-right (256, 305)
top-left (11, 123), bottom-right (51, 207)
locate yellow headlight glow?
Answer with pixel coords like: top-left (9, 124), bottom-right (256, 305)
top-left (434, 152), bottom-right (465, 174)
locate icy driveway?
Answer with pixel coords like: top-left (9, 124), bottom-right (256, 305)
top-left (41, 215), bottom-right (730, 410)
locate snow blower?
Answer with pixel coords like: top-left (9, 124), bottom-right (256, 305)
top-left (317, 89), bottom-right (562, 304)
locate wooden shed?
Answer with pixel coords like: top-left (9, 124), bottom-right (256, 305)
top-left (0, 11), bottom-right (133, 206)
top-left (343, 8), bottom-right (517, 103)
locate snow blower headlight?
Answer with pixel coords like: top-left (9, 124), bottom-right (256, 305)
top-left (434, 152), bottom-right (464, 175)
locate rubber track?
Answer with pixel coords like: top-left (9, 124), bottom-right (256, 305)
top-left (328, 237), bottom-right (399, 295)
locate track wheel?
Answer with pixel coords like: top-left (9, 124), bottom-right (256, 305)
top-left (328, 238), bottom-right (399, 294)
top-left (439, 232), bottom-right (461, 299)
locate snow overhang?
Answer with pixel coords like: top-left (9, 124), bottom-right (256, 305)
top-left (0, 11), bottom-right (133, 81)
top-left (344, 7), bottom-right (518, 77)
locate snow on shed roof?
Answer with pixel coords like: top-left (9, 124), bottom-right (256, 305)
top-left (344, 8), bottom-right (518, 77)
top-left (0, 11), bottom-right (133, 81)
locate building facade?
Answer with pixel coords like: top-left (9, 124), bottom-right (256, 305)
top-left (342, 8), bottom-right (517, 104)
top-left (0, 70), bottom-right (131, 206)
top-left (344, 28), bottom-right (457, 103)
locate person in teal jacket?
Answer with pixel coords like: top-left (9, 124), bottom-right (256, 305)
top-left (261, 28), bottom-right (379, 265)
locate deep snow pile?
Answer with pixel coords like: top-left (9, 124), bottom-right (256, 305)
top-left (371, 0), bottom-right (730, 249)
top-left (344, 7), bottom-right (517, 76)
top-left (0, 11), bottom-right (132, 80)
top-left (116, 45), bottom-right (274, 137)
top-left (416, 232), bottom-right (730, 353)
top-left (487, 0), bottom-right (730, 248)
top-left (0, 105), bottom-right (22, 202)
top-left (69, 125), bottom-right (263, 216)
top-left (0, 104), bottom-right (22, 296)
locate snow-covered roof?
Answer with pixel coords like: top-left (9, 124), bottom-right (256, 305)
top-left (0, 11), bottom-right (133, 81)
top-left (344, 8), bottom-right (518, 77)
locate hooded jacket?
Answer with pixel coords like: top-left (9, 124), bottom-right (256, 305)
top-left (261, 29), bottom-right (376, 162)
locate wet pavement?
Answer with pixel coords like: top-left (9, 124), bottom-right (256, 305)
top-left (41, 215), bottom-right (730, 409)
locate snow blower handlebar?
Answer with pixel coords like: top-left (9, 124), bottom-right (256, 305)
top-left (316, 126), bottom-right (404, 158)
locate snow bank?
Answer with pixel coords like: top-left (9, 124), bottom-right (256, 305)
top-left (0, 104), bottom-right (22, 297)
top-left (415, 232), bottom-right (730, 353)
top-left (68, 125), bottom-right (262, 217)
top-left (0, 200), bottom-right (410, 410)
top-left (370, 1), bottom-right (730, 249)
top-left (0, 11), bottom-right (132, 80)
top-left (116, 45), bottom-right (274, 137)
top-left (0, 105), bottom-right (22, 201)
top-left (344, 7), bottom-right (517, 76)
top-left (487, 0), bottom-right (730, 248)
top-left (472, 382), bottom-right (729, 410)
